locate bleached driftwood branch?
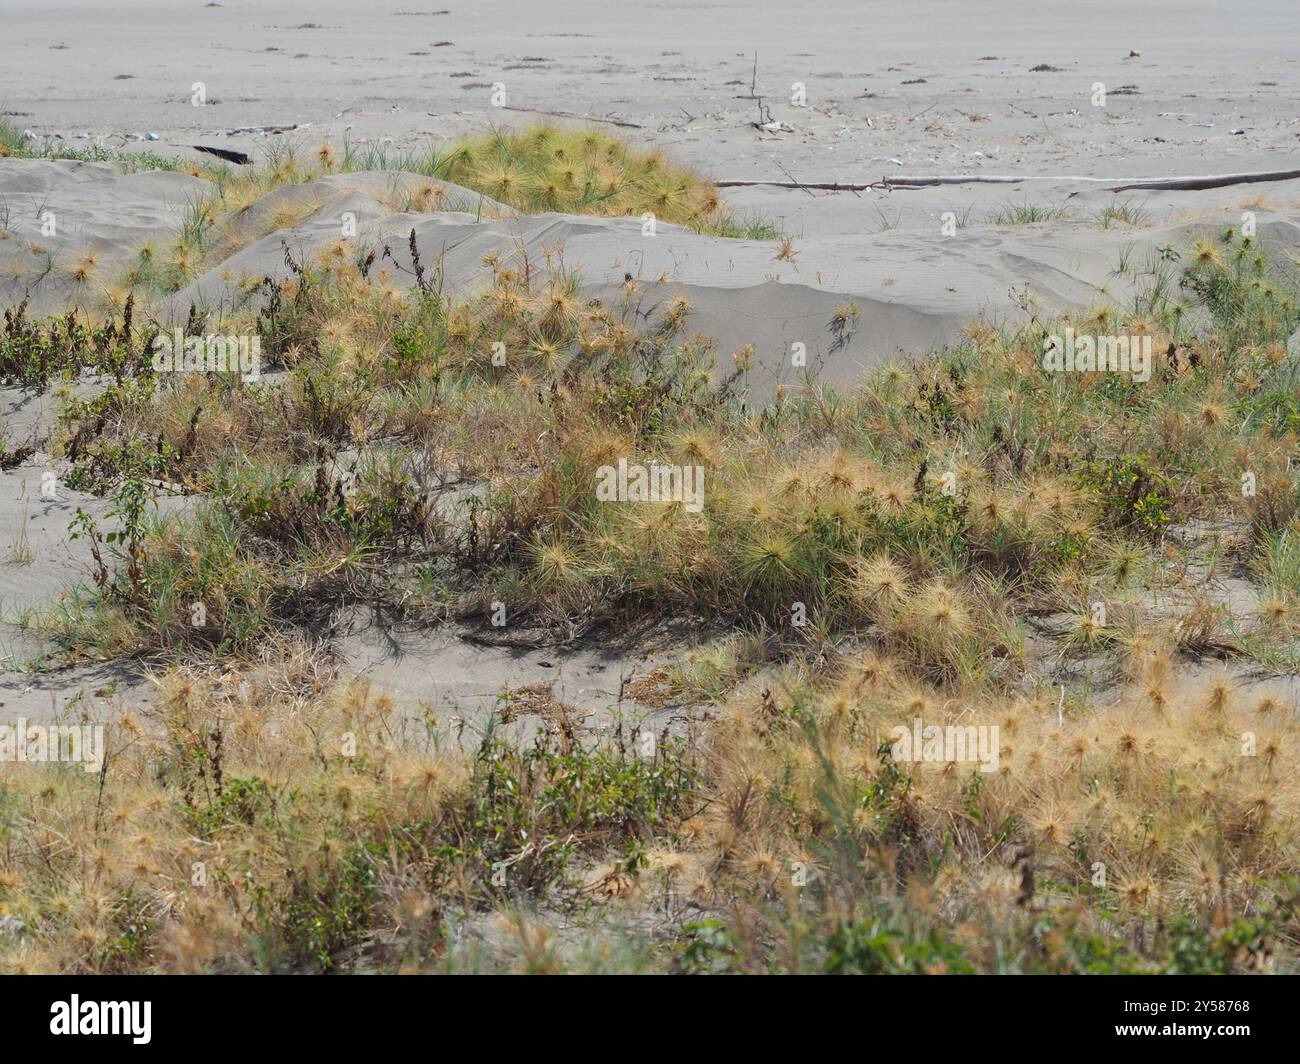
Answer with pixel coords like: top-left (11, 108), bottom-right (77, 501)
top-left (1106, 168), bottom-right (1300, 192)
top-left (714, 179), bottom-right (880, 191)
top-left (714, 168), bottom-right (1300, 192)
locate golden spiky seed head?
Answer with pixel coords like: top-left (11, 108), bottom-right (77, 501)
top-left (1254, 696), bottom-right (1283, 717)
top-left (850, 552), bottom-right (909, 610)
top-left (910, 579), bottom-right (973, 638)
top-left (1118, 876), bottom-right (1155, 910)
top-left (1199, 402), bottom-right (1225, 428)
top-left (1202, 679), bottom-right (1231, 718)
top-left (744, 849), bottom-right (782, 883)
top-left (529, 539), bottom-right (583, 586)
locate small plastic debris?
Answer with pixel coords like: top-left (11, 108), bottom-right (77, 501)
top-left (145, 131), bottom-right (160, 140)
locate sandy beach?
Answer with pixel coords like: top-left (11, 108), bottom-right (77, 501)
top-left (3, 0), bottom-right (1297, 181)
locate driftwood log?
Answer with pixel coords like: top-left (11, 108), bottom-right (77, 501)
top-left (714, 168), bottom-right (1300, 193)
top-left (192, 144), bottom-right (252, 165)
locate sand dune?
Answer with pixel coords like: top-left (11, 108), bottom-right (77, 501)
top-left (160, 173), bottom-right (1300, 397)
top-left (7, 162), bottom-right (1297, 405)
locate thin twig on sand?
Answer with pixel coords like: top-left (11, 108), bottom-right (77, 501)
top-left (498, 106), bottom-right (642, 129)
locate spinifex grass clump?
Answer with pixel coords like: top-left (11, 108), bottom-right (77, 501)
top-left (987, 199), bottom-right (1070, 225)
top-left (433, 126), bottom-right (765, 234)
top-left (0, 665), bottom-right (697, 973)
top-left (1182, 229), bottom-right (1300, 350)
top-left (682, 632), bottom-right (1300, 973)
top-left (327, 126), bottom-right (775, 235)
top-left (0, 116), bottom-right (27, 159)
